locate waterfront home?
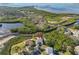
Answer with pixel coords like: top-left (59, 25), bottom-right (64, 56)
top-left (74, 46), bottom-right (79, 55)
top-left (35, 32), bottom-right (45, 46)
top-left (41, 45), bottom-right (54, 55)
top-left (25, 39), bottom-right (34, 46)
top-left (64, 28), bottom-right (73, 35)
top-left (73, 30), bottom-right (79, 38)
top-left (74, 19), bottom-right (79, 25)
top-left (45, 46), bottom-right (54, 55)
top-left (69, 29), bottom-right (79, 38)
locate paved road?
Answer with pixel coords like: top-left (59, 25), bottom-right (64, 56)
top-left (0, 35), bottom-right (16, 45)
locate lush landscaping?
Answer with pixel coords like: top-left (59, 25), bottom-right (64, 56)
top-left (1, 30), bottom-right (78, 55)
top-left (0, 6), bottom-right (78, 34)
top-left (0, 6), bottom-right (79, 55)
top-left (45, 30), bottom-right (77, 54)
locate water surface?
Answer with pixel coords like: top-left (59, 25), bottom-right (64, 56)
top-left (0, 23), bottom-right (23, 30)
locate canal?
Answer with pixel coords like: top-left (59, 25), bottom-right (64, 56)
top-left (0, 23), bottom-right (23, 30)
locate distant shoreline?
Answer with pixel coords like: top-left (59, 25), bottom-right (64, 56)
top-left (35, 7), bottom-right (79, 15)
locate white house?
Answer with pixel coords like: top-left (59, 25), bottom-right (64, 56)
top-left (69, 29), bottom-right (79, 38)
top-left (72, 30), bottom-right (79, 38)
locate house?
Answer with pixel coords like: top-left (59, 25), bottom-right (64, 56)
top-left (40, 45), bottom-right (54, 55)
top-left (74, 46), bottom-right (79, 55)
top-left (64, 28), bottom-right (73, 35)
top-left (69, 28), bottom-right (79, 38)
top-left (35, 32), bottom-right (46, 46)
top-left (73, 30), bottom-right (79, 38)
top-left (74, 19), bottom-right (79, 25)
top-left (45, 46), bottom-right (54, 55)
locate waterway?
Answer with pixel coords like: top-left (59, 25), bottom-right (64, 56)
top-left (0, 23), bottom-right (23, 30)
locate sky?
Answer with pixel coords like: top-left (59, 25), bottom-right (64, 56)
top-left (0, 3), bottom-right (79, 14)
top-left (0, 3), bottom-right (78, 7)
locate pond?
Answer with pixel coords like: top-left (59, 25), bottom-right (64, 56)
top-left (0, 23), bottom-right (23, 30)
